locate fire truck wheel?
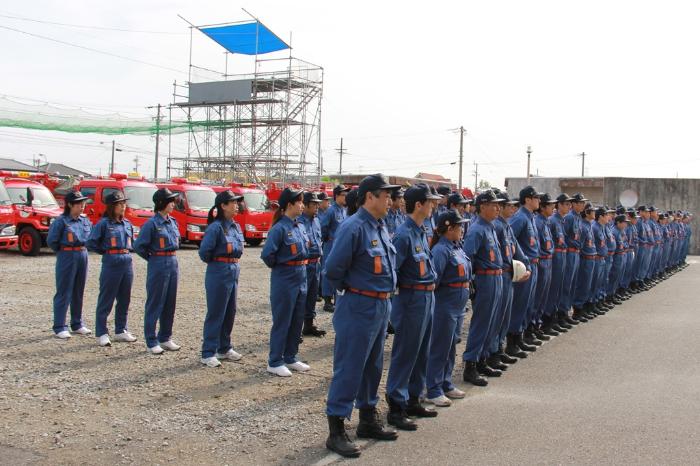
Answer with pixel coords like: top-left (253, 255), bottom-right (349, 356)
top-left (18, 227), bottom-right (41, 256)
top-left (246, 238), bottom-right (263, 247)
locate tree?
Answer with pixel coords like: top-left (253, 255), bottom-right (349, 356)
top-left (478, 179), bottom-right (492, 189)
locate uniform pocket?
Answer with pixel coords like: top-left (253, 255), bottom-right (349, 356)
top-left (226, 242), bottom-right (233, 254)
top-left (367, 248), bottom-right (386, 274)
top-left (67, 232), bottom-right (74, 243)
top-left (412, 253), bottom-right (428, 276)
top-left (489, 249), bottom-right (496, 261)
top-left (111, 237), bottom-right (117, 248)
top-left (159, 237), bottom-right (165, 249)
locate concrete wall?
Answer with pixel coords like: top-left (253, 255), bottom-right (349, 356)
top-left (504, 177), bottom-right (563, 199)
top-left (603, 177), bottom-right (699, 255)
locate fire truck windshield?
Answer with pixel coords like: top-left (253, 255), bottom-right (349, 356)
top-left (124, 186), bottom-right (157, 210)
top-left (7, 186), bottom-right (58, 207)
top-left (0, 181), bottom-right (11, 205)
top-left (243, 192), bottom-right (268, 212)
top-left (185, 189), bottom-right (216, 211)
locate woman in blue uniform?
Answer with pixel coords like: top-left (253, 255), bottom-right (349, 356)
top-left (87, 191), bottom-right (137, 347)
top-left (47, 191), bottom-right (92, 339)
top-left (134, 188), bottom-right (181, 355)
top-left (425, 210), bottom-right (471, 407)
top-left (260, 188), bottom-right (310, 377)
top-left (198, 190), bottom-right (245, 367)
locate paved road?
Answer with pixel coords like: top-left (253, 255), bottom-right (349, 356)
top-left (310, 260), bottom-right (700, 465)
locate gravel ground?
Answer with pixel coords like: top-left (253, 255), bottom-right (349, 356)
top-left (0, 244), bottom-right (386, 465)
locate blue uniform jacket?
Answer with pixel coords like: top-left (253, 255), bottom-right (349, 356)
top-left (321, 202), bottom-right (346, 242)
top-left (592, 221), bottom-right (608, 257)
top-left (580, 219), bottom-right (596, 255)
top-left (323, 207), bottom-right (397, 293)
top-left (535, 213), bottom-right (554, 257)
top-left (463, 216), bottom-right (503, 271)
top-left (509, 206), bottom-right (540, 261)
top-left (564, 211), bottom-right (582, 250)
top-left (47, 214), bottom-right (92, 252)
top-left (432, 236), bottom-right (472, 286)
top-left (494, 216), bottom-right (528, 269)
top-left (260, 216), bottom-right (309, 267)
top-left (198, 218), bottom-right (244, 262)
top-left (133, 213), bottom-right (180, 260)
top-left (299, 212), bottom-right (323, 259)
top-left (386, 208), bottom-right (406, 238)
top-left (392, 217), bottom-right (437, 286)
top-left (549, 211), bottom-right (567, 251)
top-left (87, 216), bottom-right (134, 255)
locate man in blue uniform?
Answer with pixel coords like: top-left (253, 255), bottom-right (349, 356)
top-left (300, 192), bottom-right (326, 338)
top-left (508, 186), bottom-right (543, 348)
top-left (572, 203), bottom-right (598, 320)
top-left (533, 193), bottom-right (557, 337)
top-left (609, 214), bottom-right (629, 300)
top-left (320, 184), bottom-right (350, 312)
top-left (386, 189), bottom-right (406, 238)
top-left (324, 174), bottom-right (401, 458)
top-left (622, 209), bottom-right (639, 295)
top-left (462, 190), bottom-right (506, 385)
top-left (591, 207), bottom-right (610, 314)
top-left (546, 193), bottom-right (577, 330)
top-left (432, 186), bottom-right (451, 223)
top-left (561, 193), bottom-right (587, 321)
top-left (386, 184), bottom-right (441, 430)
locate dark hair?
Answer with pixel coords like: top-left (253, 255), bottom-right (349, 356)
top-left (595, 210), bottom-right (605, 221)
top-left (346, 190), bottom-right (360, 216)
top-left (104, 202), bottom-right (124, 221)
top-left (359, 189), bottom-right (381, 206)
top-left (63, 203), bottom-right (72, 216)
top-left (405, 198), bottom-right (418, 214)
top-left (430, 223), bottom-right (450, 249)
top-left (273, 195), bottom-right (302, 225)
top-left (207, 202), bottom-right (227, 225)
top-left (154, 199), bottom-right (172, 213)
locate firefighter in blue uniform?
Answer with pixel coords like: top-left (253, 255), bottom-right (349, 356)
top-left (261, 188), bottom-right (310, 377)
top-left (386, 189), bottom-right (406, 238)
top-left (134, 188), bottom-right (181, 354)
top-left (422, 185), bottom-right (440, 243)
top-left (462, 190), bottom-right (506, 386)
top-left (198, 190), bottom-right (245, 368)
top-left (546, 193), bottom-right (577, 331)
top-left (425, 210), bottom-right (470, 407)
top-left (299, 192), bottom-right (326, 338)
top-left (432, 186), bottom-right (451, 223)
top-left (87, 191), bottom-right (137, 346)
top-left (324, 174), bottom-right (401, 458)
top-left (603, 207), bottom-right (621, 307)
top-left (622, 209), bottom-right (639, 294)
top-left (533, 193), bottom-right (557, 336)
top-left (492, 191), bottom-right (530, 363)
top-left (561, 193), bottom-right (587, 320)
top-left (609, 214), bottom-right (629, 300)
top-left (634, 205), bottom-right (653, 290)
top-left (591, 207), bottom-right (610, 314)
top-left (508, 186), bottom-right (543, 349)
top-left (48, 190), bottom-right (92, 339)
top-left (320, 184), bottom-right (350, 312)
top-left (572, 203), bottom-right (597, 320)
top-left (386, 184), bottom-right (442, 430)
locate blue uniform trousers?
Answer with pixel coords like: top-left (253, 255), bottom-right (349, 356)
top-left (426, 287), bottom-right (468, 399)
top-left (497, 272), bottom-right (514, 347)
top-left (304, 261), bottom-right (320, 319)
top-left (52, 250), bottom-right (89, 333)
top-left (386, 289), bottom-right (434, 407)
top-left (559, 252), bottom-right (580, 312)
top-left (608, 254), bottom-right (625, 295)
top-left (201, 262), bottom-right (239, 358)
top-left (622, 249), bottom-right (637, 288)
top-left (268, 265), bottom-right (307, 367)
top-left (634, 246), bottom-right (650, 281)
top-left (509, 265), bottom-right (537, 333)
top-left (545, 252), bottom-right (566, 317)
top-left (95, 255), bottom-right (133, 337)
top-left (321, 241), bottom-right (337, 298)
top-left (464, 274), bottom-right (503, 362)
top-left (602, 255), bottom-right (613, 297)
top-left (573, 257), bottom-right (596, 308)
top-left (144, 256), bottom-right (178, 348)
top-left (483, 274), bottom-right (507, 359)
top-left (593, 258), bottom-right (606, 301)
top-left (533, 258), bottom-right (552, 323)
top-left (326, 292), bottom-right (390, 418)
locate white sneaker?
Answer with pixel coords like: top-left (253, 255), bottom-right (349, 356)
top-left (201, 356), bottom-right (221, 368)
top-left (147, 345), bottom-right (164, 355)
top-left (267, 365), bottom-right (293, 377)
top-left (55, 330), bottom-right (71, 339)
top-left (113, 331), bottom-right (137, 343)
top-left (73, 326), bottom-right (92, 335)
top-left (286, 361), bottom-right (310, 372)
top-left (160, 340), bottom-right (181, 351)
top-left (97, 334), bottom-right (111, 347)
top-left (216, 349), bottom-right (243, 361)
top-left (426, 395), bottom-right (452, 407)
top-left (445, 388), bottom-right (466, 399)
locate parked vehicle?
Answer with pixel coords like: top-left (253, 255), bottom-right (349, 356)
top-left (156, 177), bottom-right (215, 244)
top-left (0, 179), bottom-right (19, 251)
top-left (213, 183), bottom-right (272, 247)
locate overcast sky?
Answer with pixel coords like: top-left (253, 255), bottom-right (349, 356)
top-left (1, 0), bottom-right (700, 189)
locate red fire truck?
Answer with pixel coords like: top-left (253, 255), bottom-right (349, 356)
top-left (76, 173), bottom-right (157, 236)
top-left (212, 183), bottom-right (272, 246)
top-left (0, 174), bottom-right (62, 256)
top-left (156, 177), bottom-right (215, 244)
top-left (0, 179), bottom-right (19, 251)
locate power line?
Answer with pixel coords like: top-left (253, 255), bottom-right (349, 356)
top-left (0, 23), bottom-right (188, 75)
top-left (0, 12), bottom-right (185, 34)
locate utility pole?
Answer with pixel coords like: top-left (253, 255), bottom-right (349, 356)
top-left (473, 162), bottom-right (479, 194)
top-left (154, 104), bottom-right (161, 180)
top-left (578, 151), bottom-right (586, 177)
top-left (335, 138), bottom-right (347, 175)
top-left (526, 145), bottom-right (532, 183)
top-left (458, 126), bottom-right (465, 190)
top-left (133, 156), bottom-right (140, 173)
top-left (111, 140), bottom-right (115, 174)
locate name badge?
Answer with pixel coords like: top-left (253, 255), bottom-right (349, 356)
top-left (371, 239), bottom-right (378, 247)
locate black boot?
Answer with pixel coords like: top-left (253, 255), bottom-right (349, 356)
top-left (386, 321), bottom-right (395, 335)
top-left (356, 407), bottom-right (398, 440)
top-left (552, 318), bottom-right (569, 332)
top-left (498, 346), bottom-right (519, 364)
top-left (486, 354), bottom-right (509, 371)
top-left (516, 332), bottom-right (537, 352)
top-left (326, 415), bottom-right (361, 458)
top-left (477, 359), bottom-right (502, 377)
top-left (323, 296), bottom-right (335, 313)
top-left (505, 334), bottom-right (528, 359)
top-left (302, 318), bottom-right (327, 337)
top-left (572, 308), bottom-right (588, 323)
top-left (563, 314), bottom-right (579, 326)
top-left (463, 361), bottom-right (488, 386)
top-left (523, 328), bottom-right (543, 346)
top-left (534, 327), bottom-right (552, 340)
top-left (406, 397), bottom-right (438, 418)
top-left (386, 396), bottom-right (418, 431)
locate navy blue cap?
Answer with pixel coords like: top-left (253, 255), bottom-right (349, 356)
top-left (333, 184), bottom-right (351, 196)
top-left (447, 193), bottom-right (467, 206)
top-left (436, 186), bottom-right (452, 196)
top-left (104, 190), bottom-right (128, 204)
top-left (405, 184), bottom-right (442, 203)
top-left (303, 191), bottom-right (321, 204)
top-left (215, 190), bottom-right (243, 205)
top-left (358, 174), bottom-right (401, 198)
top-left (615, 214), bottom-right (628, 223)
top-left (637, 205), bottom-right (648, 212)
top-left (65, 190), bottom-right (88, 204)
top-left (519, 185), bottom-right (545, 203)
top-left (475, 189), bottom-right (506, 205)
top-left (571, 193), bottom-right (588, 202)
top-left (539, 193), bottom-right (556, 204)
top-left (391, 189), bottom-right (404, 201)
top-left (555, 193), bottom-right (574, 203)
top-left (436, 210), bottom-right (468, 228)
top-left (627, 208), bottom-right (638, 218)
top-left (278, 187), bottom-right (303, 209)
top-left (153, 188), bottom-right (179, 204)
top-left (317, 192), bottom-right (328, 201)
